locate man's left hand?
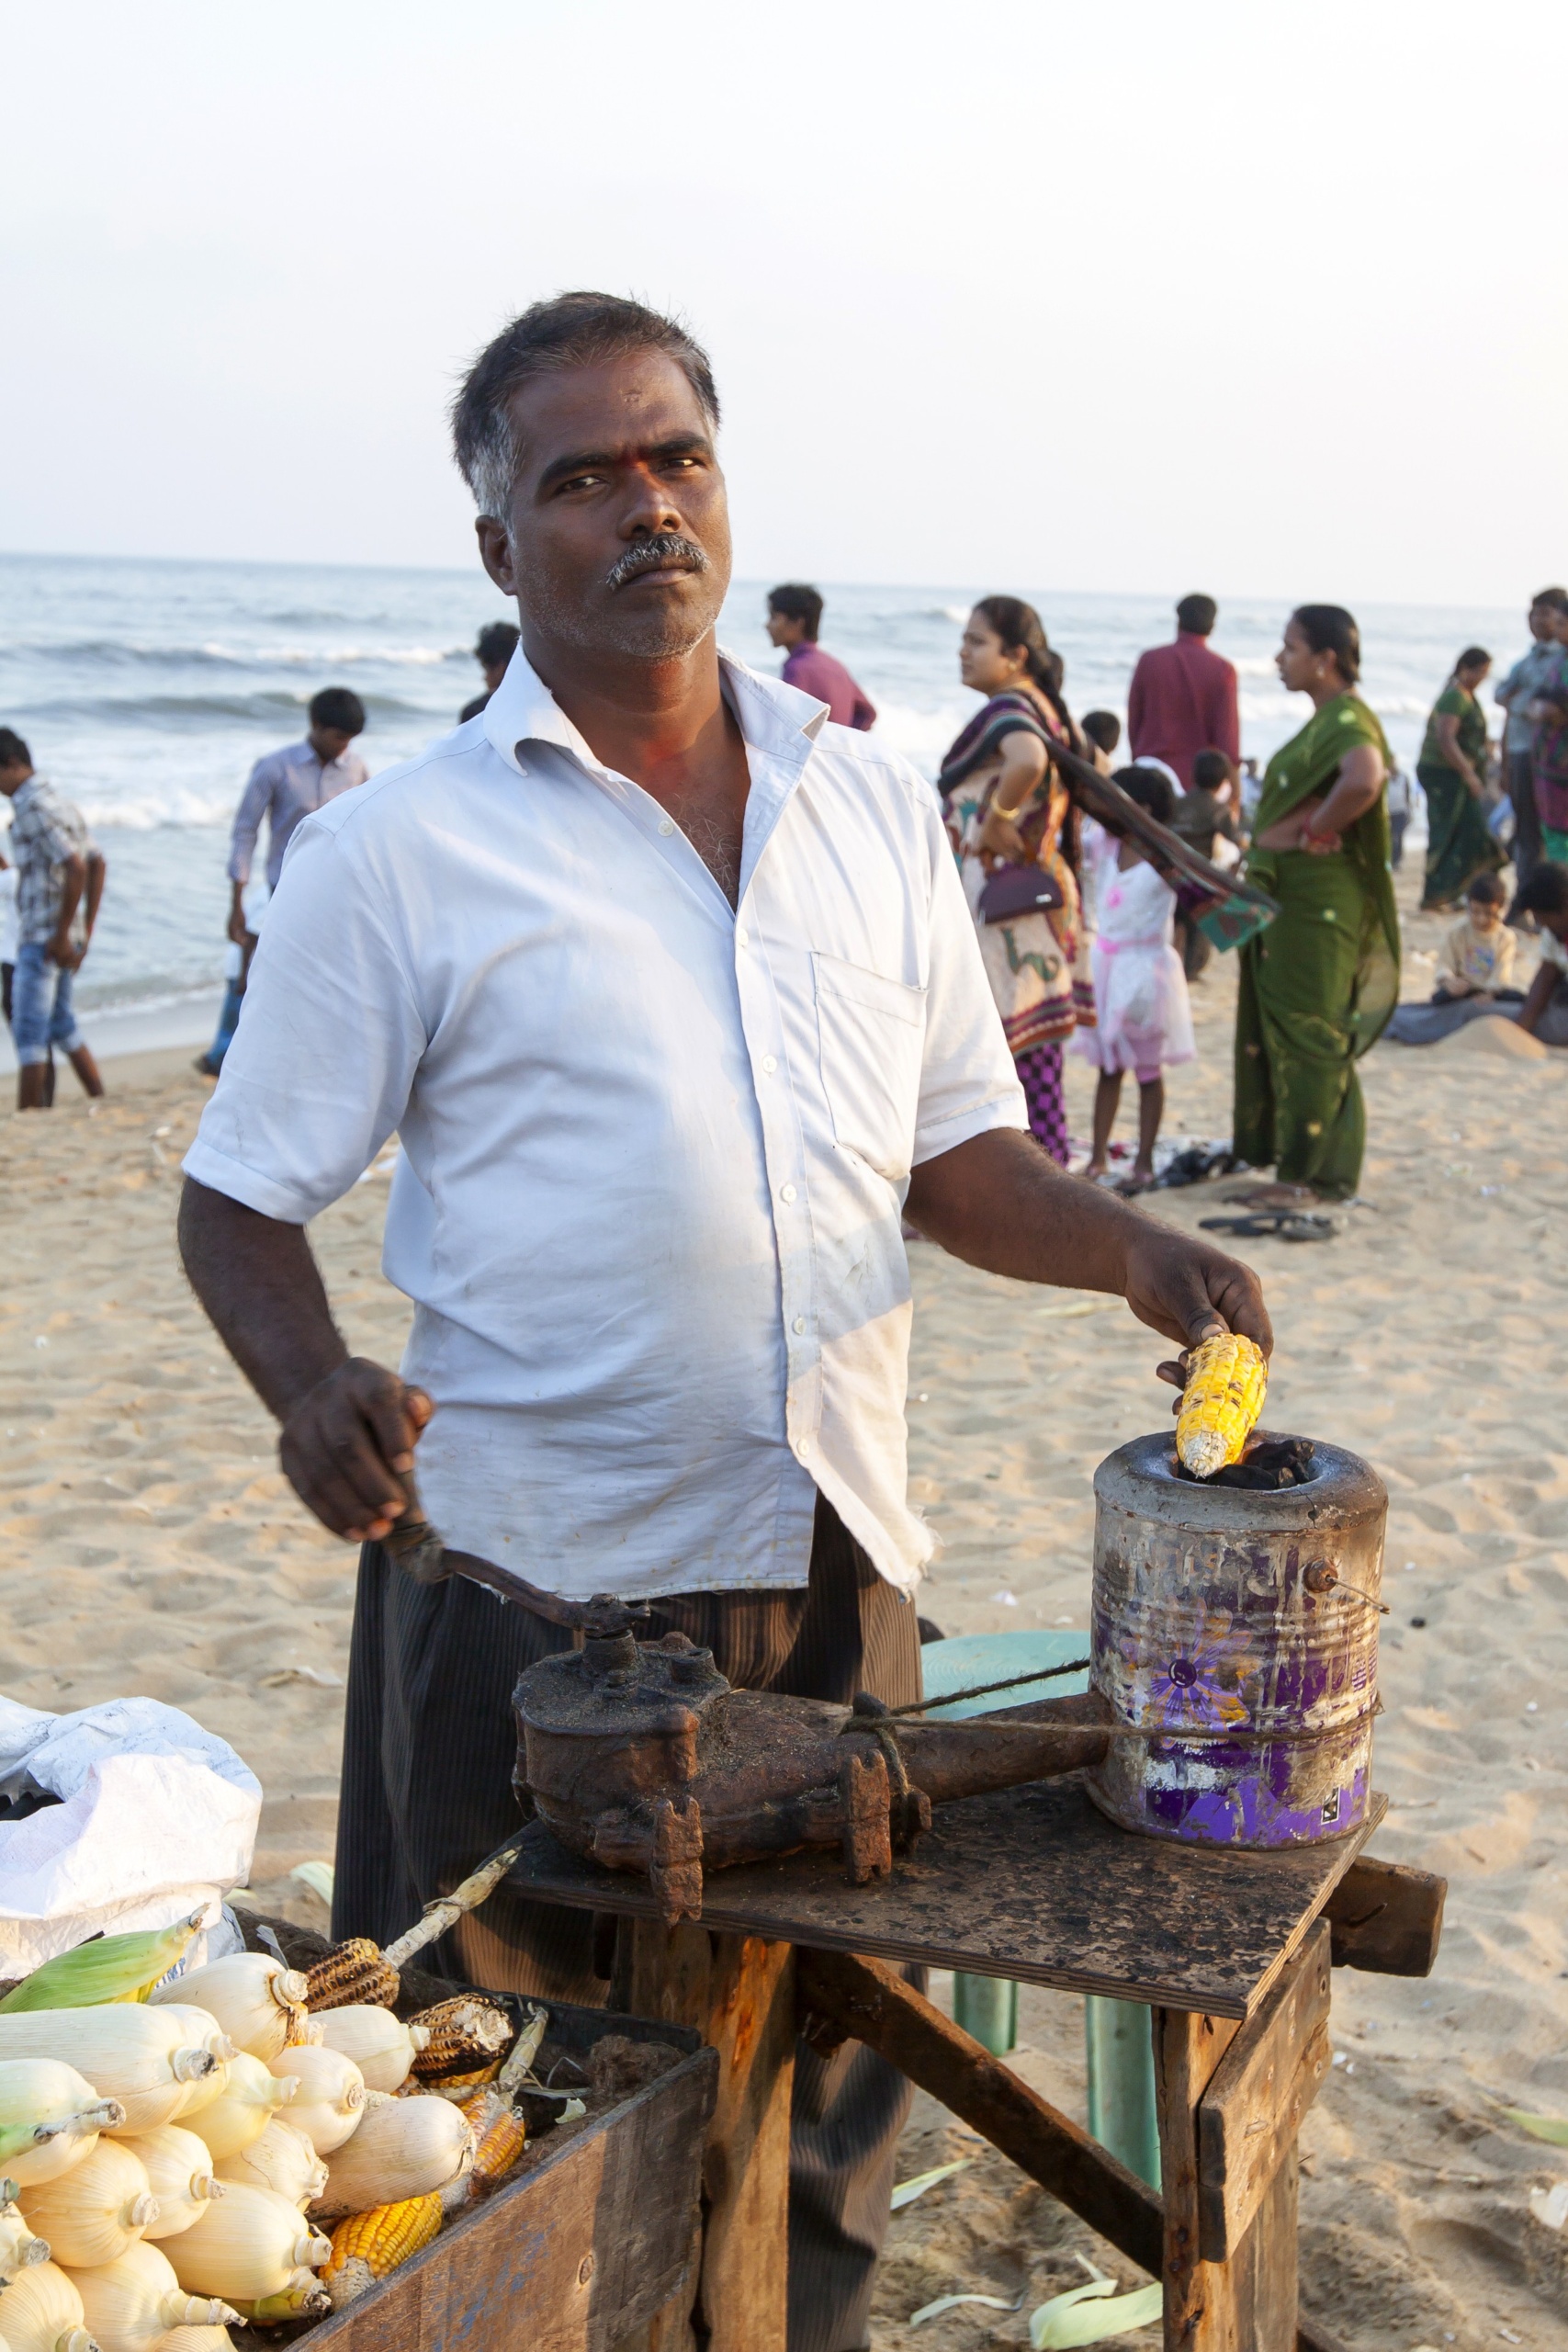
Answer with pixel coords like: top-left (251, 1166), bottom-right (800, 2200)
top-left (47, 930), bottom-right (83, 971)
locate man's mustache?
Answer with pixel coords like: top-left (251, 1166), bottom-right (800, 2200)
top-left (606, 535), bottom-right (709, 592)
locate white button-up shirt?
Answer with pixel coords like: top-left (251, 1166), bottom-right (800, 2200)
top-left (185, 651), bottom-right (1026, 1601)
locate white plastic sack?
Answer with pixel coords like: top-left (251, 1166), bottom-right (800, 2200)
top-left (0, 1694), bottom-right (261, 1975)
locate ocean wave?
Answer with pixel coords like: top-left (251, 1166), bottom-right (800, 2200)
top-left (0, 638), bottom-right (469, 672)
top-left (16, 688), bottom-right (432, 729)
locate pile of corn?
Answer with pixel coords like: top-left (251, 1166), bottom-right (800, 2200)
top-left (0, 1914), bottom-right (532, 2346)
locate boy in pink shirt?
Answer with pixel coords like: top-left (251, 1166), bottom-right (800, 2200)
top-left (766, 583), bottom-right (876, 729)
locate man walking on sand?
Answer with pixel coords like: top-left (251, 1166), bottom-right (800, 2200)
top-left (197, 687), bottom-right (369, 1075)
top-left (0, 729), bottom-right (106, 1113)
top-left (766, 583), bottom-right (877, 729)
top-left (177, 292), bottom-right (1271, 2351)
top-left (1126, 593), bottom-right (1240, 790)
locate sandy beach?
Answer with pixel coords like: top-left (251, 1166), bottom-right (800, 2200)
top-left (3, 858), bottom-right (1566, 2348)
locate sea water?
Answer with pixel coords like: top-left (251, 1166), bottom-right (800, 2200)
top-left (0, 552), bottom-right (1521, 1017)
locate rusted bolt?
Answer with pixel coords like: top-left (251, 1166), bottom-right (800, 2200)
top-left (1303, 1560), bottom-right (1338, 1596)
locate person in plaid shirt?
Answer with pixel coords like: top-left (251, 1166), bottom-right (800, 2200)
top-left (0, 729), bottom-right (106, 1111)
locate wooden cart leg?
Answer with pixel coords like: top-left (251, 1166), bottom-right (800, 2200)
top-left (1156, 1920), bottom-right (1332, 2352)
top-left (613, 1919), bottom-right (795, 2352)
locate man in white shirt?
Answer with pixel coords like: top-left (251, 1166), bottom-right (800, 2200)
top-left (178, 291), bottom-right (1270, 2350)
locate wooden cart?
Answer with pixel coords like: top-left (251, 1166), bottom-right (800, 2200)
top-left (510, 1777), bottom-right (1444, 2352)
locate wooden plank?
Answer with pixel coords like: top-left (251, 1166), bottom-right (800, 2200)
top-left (1155, 2006), bottom-right (1241, 2349)
top-left (1324, 1855), bottom-right (1446, 1976)
top-left (797, 1947), bottom-right (1164, 2275)
top-left (611, 1921), bottom-right (795, 2352)
top-left (1198, 1923), bottom-right (1332, 2261)
top-left (511, 1782), bottom-right (1386, 2020)
top-left (1232, 2150), bottom-right (1299, 2352)
top-left (309, 2031), bottom-right (716, 2352)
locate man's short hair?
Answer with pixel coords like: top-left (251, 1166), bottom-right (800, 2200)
top-left (1176, 594), bottom-right (1218, 637)
top-left (1192, 748), bottom-right (1237, 796)
top-left (1515, 862), bottom-right (1568, 918)
top-left (768, 584), bottom-right (823, 641)
top-left (309, 687), bottom-right (366, 737)
top-left (1080, 710), bottom-right (1122, 754)
top-left (0, 727), bottom-right (31, 771)
top-left (452, 291), bottom-right (720, 523)
top-left (1467, 870), bottom-right (1507, 906)
top-left (475, 621), bottom-right (520, 670)
top-left (1533, 587), bottom-right (1568, 616)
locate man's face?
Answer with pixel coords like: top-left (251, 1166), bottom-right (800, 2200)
top-left (309, 726), bottom-right (356, 764)
top-left (477, 351), bottom-right (731, 665)
top-left (0, 761), bottom-right (29, 798)
top-left (1530, 602), bottom-right (1555, 643)
top-left (766, 608), bottom-right (807, 650)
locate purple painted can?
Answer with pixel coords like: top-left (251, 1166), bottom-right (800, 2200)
top-left (1088, 1433), bottom-right (1385, 1849)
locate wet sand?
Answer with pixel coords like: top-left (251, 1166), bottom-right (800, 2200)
top-left (1, 865), bottom-right (1564, 2346)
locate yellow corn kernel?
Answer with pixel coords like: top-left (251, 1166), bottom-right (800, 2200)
top-left (323, 2194), bottom-right (443, 2309)
top-left (458, 2091), bottom-right (526, 2192)
top-left (408, 1999), bottom-right (513, 2080)
top-left (1177, 1332), bottom-right (1268, 1478)
top-left (304, 1941), bottom-right (400, 2016)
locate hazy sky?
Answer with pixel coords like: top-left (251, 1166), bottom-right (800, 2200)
top-left (4, 0), bottom-right (1563, 605)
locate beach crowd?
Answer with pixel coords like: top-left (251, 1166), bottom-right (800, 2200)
top-left (7, 565), bottom-right (1566, 1218)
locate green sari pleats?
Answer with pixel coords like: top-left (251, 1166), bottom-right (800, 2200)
top-left (1235, 696), bottom-right (1401, 1199)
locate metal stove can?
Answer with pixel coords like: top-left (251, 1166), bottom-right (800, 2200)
top-left (1088, 1432), bottom-right (1385, 1848)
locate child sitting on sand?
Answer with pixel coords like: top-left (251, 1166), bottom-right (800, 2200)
top-left (1077, 766), bottom-right (1195, 1191)
top-left (1435, 871), bottom-right (1517, 1000)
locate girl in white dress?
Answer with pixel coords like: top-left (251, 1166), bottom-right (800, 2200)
top-left (1077, 765), bottom-right (1196, 1189)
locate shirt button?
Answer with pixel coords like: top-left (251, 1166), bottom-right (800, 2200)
top-left (796, 1435), bottom-right (813, 1455)
top-left (792, 1316), bottom-right (807, 1335)
top-left (658, 819), bottom-right (674, 836)
top-left (780, 1182), bottom-right (796, 1204)
top-left (761, 1054), bottom-right (778, 1074)
top-left (736, 926), bottom-right (750, 948)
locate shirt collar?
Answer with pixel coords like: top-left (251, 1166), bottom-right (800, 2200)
top-left (483, 643), bottom-right (829, 781)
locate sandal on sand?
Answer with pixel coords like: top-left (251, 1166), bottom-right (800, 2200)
top-left (1200, 1211), bottom-right (1337, 1243)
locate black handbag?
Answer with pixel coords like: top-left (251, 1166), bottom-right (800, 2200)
top-left (977, 863), bottom-right (1064, 924)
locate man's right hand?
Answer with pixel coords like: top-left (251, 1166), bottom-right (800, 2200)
top-left (227, 905), bottom-right (252, 946)
top-left (278, 1356), bottom-right (434, 1543)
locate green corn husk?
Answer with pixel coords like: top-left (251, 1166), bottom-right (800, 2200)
top-left (0, 1913), bottom-right (205, 2014)
top-left (227, 2276), bottom-right (333, 2322)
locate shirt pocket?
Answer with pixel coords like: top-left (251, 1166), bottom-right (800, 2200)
top-left (812, 952), bottom-right (926, 1182)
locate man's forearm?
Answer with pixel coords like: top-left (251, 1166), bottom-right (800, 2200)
top-left (178, 1178), bottom-right (348, 1423)
top-left (908, 1127), bottom-right (1144, 1290)
top-left (84, 854), bottom-right (106, 932)
top-left (905, 1126), bottom-right (1271, 1356)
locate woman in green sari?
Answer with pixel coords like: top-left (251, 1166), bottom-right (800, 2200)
top-left (1235, 606), bottom-right (1399, 1201)
top-left (1417, 646), bottom-right (1504, 910)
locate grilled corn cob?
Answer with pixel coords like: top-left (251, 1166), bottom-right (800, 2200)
top-left (408, 2001), bottom-right (512, 2082)
top-left (1176, 1331), bottom-right (1268, 1478)
top-left (321, 2194), bottom-right (442, 2308)
top-left (303, 1944), bottom-right (399, 2018)
top-left (457, 2091), bottom-right (525, 2194)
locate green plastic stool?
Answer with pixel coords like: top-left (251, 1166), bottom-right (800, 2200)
top-left (920, 1631), bottom-right (1161, 2187)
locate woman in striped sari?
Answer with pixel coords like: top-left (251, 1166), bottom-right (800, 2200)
top-left (939, 598), bottom-right (1092, 1162)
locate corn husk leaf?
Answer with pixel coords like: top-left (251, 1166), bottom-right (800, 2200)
top-left (289, 1864), bottom-right (335, 1910)
top-left (911, 2290), bottom-right (1020, 2324)
top-left (1503, 2107), bottom-right (1568, 2146)
top-left (1030, 2278), bottom-right (1162, 2346)
top-left (0, 1915), bottom-right (204, 2013)
top-left (889, 2157), bottom-right (971, 2211)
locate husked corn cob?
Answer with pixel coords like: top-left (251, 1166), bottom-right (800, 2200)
top-left (304, 1942), bottom-right (399, 2016)
top-left (408, 2000), bottom-right (512, 2081)
top-left (457, 2090), bottom-right (526, 2192)
top-left (322, 2194), bottom-right (443, 2308)
top-left (1176, 1332), bottom-right (1268, 1478)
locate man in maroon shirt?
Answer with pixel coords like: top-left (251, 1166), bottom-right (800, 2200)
top-left (765, 582), bottom-right (877, 729)
top-left (1126, 593), bottom-right (1240, 790)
